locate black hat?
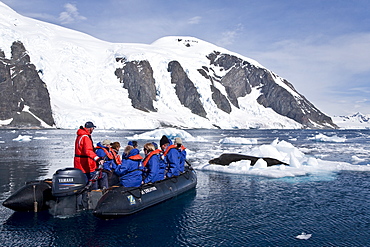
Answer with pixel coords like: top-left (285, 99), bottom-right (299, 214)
top-left (85, 121), bottom-right (96, 128)
top-left (160, 135), bottom-right (170, 146)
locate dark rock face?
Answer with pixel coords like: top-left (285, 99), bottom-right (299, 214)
top-left (115, 60), bottom-right (157, 112)
top-left (257, 78), bottom-right (334, 128)
top-left (115, 59), bottom-right (208, 118)
top-left (210, 85), bottom-right (232, 114)
top-left (0, 41), bottom-right (54, 127)
top-left (168, 61), bottom-right (207, 118)
top-left (10, 112), bottom-right (41, 127)
top-left (200, 51), bottom-right (337, 128)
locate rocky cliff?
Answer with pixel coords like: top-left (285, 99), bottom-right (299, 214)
top-left (0, 41), bottom-right (54, 128)
top-left (112, 49), bottom-right (336, 129)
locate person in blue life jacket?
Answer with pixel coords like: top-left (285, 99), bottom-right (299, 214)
top-left (174, 137), bottom-right (187, 173)
top-left (160, 135), bottom-right (181, 177)
top-left (142, 142), bottom-right (166, 183)
top-left (122, 140), bottom-right (138, 159)
top-left (95, 139), bottom-right (114, 189)
top-left (115, 145), bottom-right (143, 188)
top-left (128, 140), bottom-right (138, 148)
top-left (152, 142), bottom-right (158, 150)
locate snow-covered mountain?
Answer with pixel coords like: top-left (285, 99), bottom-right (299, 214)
top-left (333, 112), bottom-right (370, 129)
top-left (0, 2), bottom-right (337, 129)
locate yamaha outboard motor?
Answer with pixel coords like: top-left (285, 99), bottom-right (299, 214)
top-left (49, 168), bottom-right (86, 216)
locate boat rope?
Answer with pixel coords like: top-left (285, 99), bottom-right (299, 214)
top-left (183, 170), bottom-right (190, 180)
top-left (169, 176), bottom-right (178, 183)
top-left (185, 160), bottom-right (194, 170)
top-left (78, 156), bottom-right (108, 195)
top-left (33, 184), bottom-right (38, 213)
top-left (125, 187), bottom-right (143, 199)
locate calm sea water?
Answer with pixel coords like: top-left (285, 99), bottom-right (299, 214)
top-left (0, 129), bottom-right (369, 246)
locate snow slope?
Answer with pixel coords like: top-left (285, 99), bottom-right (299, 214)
top-left (0, 2), bottom-right (302, 129)
top-left (333, 112), bottom-right (370, 129)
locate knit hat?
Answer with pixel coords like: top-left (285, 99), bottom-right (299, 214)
top-left (174, 137), bottom-right (182, 145)
top-left (152, 142), bottom-right (158, 149)
top-left (102, 139), bottom-right (111, 146)
top-left (128, 140), bottom-right (138, 147)
top-left (160, 135), bottom-right (170, 146)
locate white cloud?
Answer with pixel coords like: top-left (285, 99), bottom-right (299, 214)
top-left (188, 16), bottom-right (201, 24)
top-left (59, 3), bottom-right (87, 24)
top-left (217, 24), bottom-right (243, 47)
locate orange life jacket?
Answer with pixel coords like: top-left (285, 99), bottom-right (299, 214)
top-left (112, 150), bottom-right (122, 165)
top-left (163, 144), bottom-right (177, 156)
top-left (142, 149), bottom-right (162, 167)
top-left (128, 154), bottom-right (143, 161)
top-left (95, 146), bottom-right (114, 159)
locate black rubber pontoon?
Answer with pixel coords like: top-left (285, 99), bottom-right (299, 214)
top-left (2, 180), bottom-right (53, 212)
top-left (3, 167), bottom-right (197, 219)
top-left (93, 168), bottom-right (197, 219)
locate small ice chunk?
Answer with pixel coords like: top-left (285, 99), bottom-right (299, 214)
top-left (289, 153), bottom-right (301, 168)
top-left (295, 232), bottom-right (312, 240)
top-left (12, 135), bottom-right (32, 142)
top-left (307, 157), bottom-right (319, 167)
top-left (253, 158), bottom-right (267, 168)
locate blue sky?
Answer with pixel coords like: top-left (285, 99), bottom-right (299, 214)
top-left (2, 0), bottom-right (370, 116)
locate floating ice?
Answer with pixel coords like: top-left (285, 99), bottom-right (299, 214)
top-left (219, 137), bottom-right (258, 145)
top-left (130, 128), bottom-right (206, 142)
top-left (12, 135), bottom-right (32, 142)
top-left (308, 133), bottom-right (346, 142)
top-left (196, 138), bottom-right (370, 178)
top-left (33, 137), bottom-right (48, 140)
top-left (352, 155), bottom-right (366, 164)
top-left (295, 232), bottom-right (312, 240)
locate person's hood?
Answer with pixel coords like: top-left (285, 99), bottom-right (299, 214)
top-left (96, 142), bottom-right (106, 148)
top-left (127, 148), bottom-right (143, 160)
top-left (128, 148), bottom-right (140, 157)
top-left (76, 127), bottom-right (90, 136)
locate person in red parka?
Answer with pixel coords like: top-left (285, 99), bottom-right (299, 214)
top-left (74, 121), bottom-right (104, 187)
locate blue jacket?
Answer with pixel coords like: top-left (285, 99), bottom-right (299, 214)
top-left (163, 145), bottom-right (181, 177)
top-left (115, 149), bottom-right (143, 187)
top-left (178, 147), bottom-right (187, 173)
top-left (142, 150), bottom-right (166, 183)
top-left (95, 142), bottom-right (115, 171)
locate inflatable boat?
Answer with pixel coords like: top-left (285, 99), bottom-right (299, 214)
top-left (2, 166), bottom-right (197, 219)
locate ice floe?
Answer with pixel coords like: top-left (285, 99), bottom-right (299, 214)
top-left (196, 138), bottom-right (370, 178)
top-left (308, 133), bottom-right (346, 142)
top-left (12, 135), bottom-right (32, 142)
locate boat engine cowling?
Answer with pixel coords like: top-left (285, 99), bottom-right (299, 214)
top-left (52, 168), bottom-right (86, 197)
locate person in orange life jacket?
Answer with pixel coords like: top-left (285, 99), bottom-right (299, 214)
top-left (160, 135), bottom-right (181, 177)
top-left (174, 137), bottom-right (187, 173)
top-left (108, 141), bottom-right (121, 186)
top-left (142, 143), bottom-right (166, 183)
top-left (74, 121), bottom-right (104, 188)
top-left (95, 139), bottom-right (114, 189)
top-left (115, 145), bottom-right (143, 187)
top-left (110, 142), bottom-right (122, 166)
